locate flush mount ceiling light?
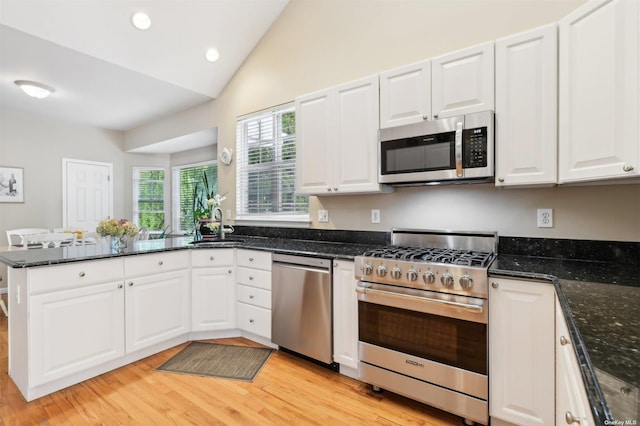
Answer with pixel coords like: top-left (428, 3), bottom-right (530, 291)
top-left (14, 80), bottom-right (55, 99)
top-left (205, 48), bottom-right (220, 63)
top-left (131, 11), bottom-right (151, 30)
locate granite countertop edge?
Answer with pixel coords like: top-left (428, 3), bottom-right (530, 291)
top-left (489, 263), bottom-right (612, 424)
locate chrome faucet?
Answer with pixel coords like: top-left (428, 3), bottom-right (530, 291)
top-left (212, 206), bottom-right (224, 239)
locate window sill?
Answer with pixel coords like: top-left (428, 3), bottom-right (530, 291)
top-left (234, 214), bottom-right (311, 228)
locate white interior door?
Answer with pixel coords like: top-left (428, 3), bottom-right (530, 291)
top-left (63, 159), bottom-right (113, 231)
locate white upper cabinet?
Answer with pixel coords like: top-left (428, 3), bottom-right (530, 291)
top-left (296, 75), bottom-right (389, 195)
top-left (559, 0), bottom-right (639, 183)
top-left (379, 60), bottom-right (431, 128)
top-left (432, 41), bottom-right (495, 119)
top-left (495, 24), bottom-right (558, 187)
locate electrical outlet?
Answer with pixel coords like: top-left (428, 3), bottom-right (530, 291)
top-left (537, 208), bottom-right (553, 228)
top-left (318, 210), bottom-right (329, 223)
top-left (371, 209), bottom-right (381, 224)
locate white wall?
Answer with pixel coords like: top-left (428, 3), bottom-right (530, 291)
top-left (128, 0), bottom-right (640, 242)
top-left (0, 107), bottom-right (173, 244)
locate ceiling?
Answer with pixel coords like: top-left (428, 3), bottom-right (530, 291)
top-left (0, 0), bottom-right (289, 151)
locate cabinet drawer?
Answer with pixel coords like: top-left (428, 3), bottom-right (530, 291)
top-left (29, 258), bottom-right (123, 294)
top-left (124, 251), bottom-right (189, 277)
top-left (191, 249), bottom-right (234, 268)
top-left (237, 284), bottom-right (271, 309)
top-left (237, 267), bottom-right (271, 290)
top-left (237, 302), bottom-right (271, 339)
top-left (236, 250), bottom-right (271, 270)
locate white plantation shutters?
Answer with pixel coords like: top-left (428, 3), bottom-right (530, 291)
top-left (171, 162), bottom-right (217, 234)
top-left (236, 103), bottom-right (309, 220)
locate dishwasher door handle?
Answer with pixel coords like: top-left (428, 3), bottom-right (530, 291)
top-left (272, 262), bottom-right (330, 275)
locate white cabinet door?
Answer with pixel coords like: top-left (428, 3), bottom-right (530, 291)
top-left (125, 270), bottom-right (190, 353)
top-left (495, 24), bottom-right (558, 187)
top-left (30, 281), bottom-right (125, 386)
top-left (332, 260), bottom-right (358, 371)
top-left (556, 302), bottom-right (596, 426)
top-left (333, 76), bottom-right (381, 193)
top-left (379, 60), bottom-right (431, 128)
top-left (432, 41), bottom-right (495, 119)
top-left (295, 89), bottom-right (334, 194)
top-left (296, 76), bottom-right (388, 195)
top-left (191, 267), bottom-right (235, 331)
top-left (559, 0), bottom-right (639, 183)
top-left (489, 278), bottom-right (555, 426)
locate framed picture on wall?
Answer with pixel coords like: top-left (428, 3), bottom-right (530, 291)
top-left (0, 166), bottom-right (24, 203)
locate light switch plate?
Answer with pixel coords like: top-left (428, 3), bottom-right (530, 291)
top-left (318, 210), bottom-right (329, 223)
top-left (371, 209), bottom-right (381, 224)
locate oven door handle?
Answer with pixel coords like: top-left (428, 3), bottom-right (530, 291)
top-left (356, 286), bottom-right (484, 314)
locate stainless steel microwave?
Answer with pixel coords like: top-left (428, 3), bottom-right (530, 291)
top-left (378, 110), bottom-right (494, 185)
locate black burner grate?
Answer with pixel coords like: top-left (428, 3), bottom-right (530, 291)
top-left (362, 246), bottom-right (494, 268)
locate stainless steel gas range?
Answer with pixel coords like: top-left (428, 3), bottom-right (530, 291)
top-left (354, 229), bottom-right (497, 426)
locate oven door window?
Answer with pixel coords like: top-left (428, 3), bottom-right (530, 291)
top-left (358, 301), bottom-right (487, 375)
top-left (380, 131), bottom-right (455, 175)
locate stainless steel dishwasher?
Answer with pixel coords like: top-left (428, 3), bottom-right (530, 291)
top-left (271, 253), bottom-right (333, 365)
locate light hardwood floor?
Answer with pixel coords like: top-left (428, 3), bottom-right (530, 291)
top-left (0, 294), bottom-right (461, 426)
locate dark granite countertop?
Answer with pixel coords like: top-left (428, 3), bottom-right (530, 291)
top-left (490, 254), bottom-right (640, 425)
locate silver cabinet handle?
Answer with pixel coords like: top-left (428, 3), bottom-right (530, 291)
top-left (79, 272), bottom-right (86, 277)
top-left (249, 276), bottom-right (254, 280)
top-left (565, 411), bottom-right (581, 424)
top-left (333, 187), bottom-right (338, 191)
top-left (327, 187), bottom-right (332, 192)
top-left (118, 284), bottom-right (123, 289)
top-left (249, 257), bottom-right (254, 262)
top-left (210, 256), bottom-right (215, 261)
top-left (128, 282), bottom-right (134, 287)
top-left (498, 177), bottom-right (505, 183)
top-left (158, 261), bottom-right (163, 266)
top-left (491, 282), bottom-right (499, 288)
top-left (623, 164), bottom-right (634, 172)
top-left (422, 114), bottom-right (428, 120)
top-left (433, 114), bottom-right (439, 119)
top-left (249, 294), bottom-right (255, 299)
top-left (560, 335), bottom-right (570, 346)
top-left (228, 269), bottom-right (232, 274)
top-left (249, 318), bottom-right (255, 323)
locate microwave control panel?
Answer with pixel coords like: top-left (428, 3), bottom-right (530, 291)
top-left (463, 127), bottom-right (488, 168)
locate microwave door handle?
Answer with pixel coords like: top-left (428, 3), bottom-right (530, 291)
top-left (455, 121), bottom-right (463, 177)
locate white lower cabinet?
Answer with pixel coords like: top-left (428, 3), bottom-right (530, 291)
top-left (30, 280), bottom-right (125, 387)
top-left (332, 260), bottom-right (358, 373)
top-left (236, 249), bottom-right (272, 339)
top-left (191, 249), bottom-right (236, 331)
top-left (556, 302), bottom-right (596, 426)
top-left (124, 269), bottom-right (190, 353)
top-left (489, 278), bottom-right (555, 426)
top-left (124, 252), bottom-right (190, 353)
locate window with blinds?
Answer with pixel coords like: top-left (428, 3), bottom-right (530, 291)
top-left (236, 103), bottom-right (309, 220)
top-left (133, 168), bottom-right (165, 233)
top-left (171, 162), bottom-right (217, 234)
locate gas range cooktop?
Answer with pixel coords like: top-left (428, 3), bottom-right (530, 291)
top-left (355, 229), bottom-right (497, 298)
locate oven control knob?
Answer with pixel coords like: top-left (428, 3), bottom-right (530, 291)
top-left (390, 266), bottom-right (402, 279)
top-left (423, 271), bottom-right (435, 284)
top-left (376, 265), bottom-right (387, 277)
top-left (440, 273), bottom-right (454, 288)
top-left (363, 263), bottom-right (373, 276)
top-left (459, 275), bottom-right (474, 290)
top-left (406, 268), bottom-right (418, 282)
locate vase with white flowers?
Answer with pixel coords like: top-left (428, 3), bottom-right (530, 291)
top-left (96, 218), bottom-right (138, 251)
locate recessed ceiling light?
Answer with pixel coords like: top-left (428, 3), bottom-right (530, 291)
top-left (131, 11), bottom-right (151, 30)
top-left (14, 80), bottom-right (55, 99)
top-left (205, 48), bottom-right (220, 63)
